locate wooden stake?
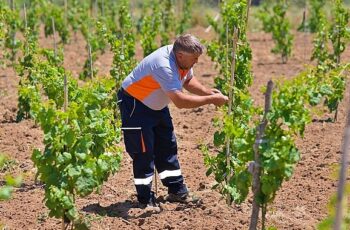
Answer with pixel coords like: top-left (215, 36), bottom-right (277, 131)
top-left (10, 0), bottom-right (16, 64)
top-left (335, 108), bottom-right (339, 122)
top-left (224, 27), bottom-right (239, 204)
top-left (88, 42), bottom-right (94, 78)
top-left (205, 14), bottom-right (220, 33)
top-left (62, 59), bottom-right (69, 230)
top-left (334, 90), bottom-right (350, 230)
top-left (101, 0), bottom-right (105, 17)
top-left (121, 33), bottom-right (124, 55)
top-left (154, 170), bottom-right (158, 197)
top-left (302, 0), bottom-right (307, 62)
top-left (205, 0), bottom-right (220, 33)
top-left (249, 80), bottom-right (274, 230)
top-left (334, 27), bottom-right (342, 122)
top-left (337, 28), bottom-right (341, 66)
top-left (64, 0), bottom-right (67, 26)
top-left (63, 73), bottom-right (68, 124)
top-left (23, 3), bottom-right (29, 54)
top-left (178, 0), bottom-right (182, 21)
top-left (90, 0), bottom-right (93, 17)
top-left (226, 23), bottom-right (229, 87)
top-left (94, 0), bottom-right (98, 18)
top-left (64, 74), bottom-right (68, 113)
top-left (23, 3), bottom-right (27, 30)
top-left (51, 17), bottom-right (57, 59)
top-left (9, 0), bottom-right (14, 10)
top-left (224, 22), bottom-right (230, 204)
top-left (302, 8), bottom-right (306, 29)
top-left (246, 0), bottom-right (252, 29)
top-left (62, 216), bottom-right (65, 230)
top-left (89, 0), bottom-right (98, 17)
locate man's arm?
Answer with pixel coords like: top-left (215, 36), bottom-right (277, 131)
top-left (166, 90), bottom-right (228, 109)
top-left (183, 77), bottom-right (218, 96)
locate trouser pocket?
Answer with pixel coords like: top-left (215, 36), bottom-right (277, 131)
top-left (122, 127), bottom-right (146, 155)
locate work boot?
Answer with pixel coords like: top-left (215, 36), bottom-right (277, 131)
top-left (138, 201), bottom-right (161, 213)
top-left (137, 194), bottom-right (161, 213)
top-left (165, 192), bottom-right (201, 205)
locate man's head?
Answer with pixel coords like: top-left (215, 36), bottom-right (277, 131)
top-left (173, 34), bottom-right (204, 70)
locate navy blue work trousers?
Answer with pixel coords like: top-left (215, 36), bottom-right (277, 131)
top-left (117, 88), bottom-right (188, 204)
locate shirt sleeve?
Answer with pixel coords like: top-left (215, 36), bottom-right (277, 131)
top-left (153, 66), bottom-right (182, 92)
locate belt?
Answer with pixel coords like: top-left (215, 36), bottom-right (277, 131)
top-left (121, 88), bottom-right (133, 98)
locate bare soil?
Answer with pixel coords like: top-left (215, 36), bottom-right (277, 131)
top-left (0, 26), bottom-right (349, 230)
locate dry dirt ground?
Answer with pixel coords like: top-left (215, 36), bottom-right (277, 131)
top-left (0, 26), bottom-right (349, 230)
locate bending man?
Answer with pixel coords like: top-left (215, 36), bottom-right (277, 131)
top-left (117, 34), bottom-right (228, 209)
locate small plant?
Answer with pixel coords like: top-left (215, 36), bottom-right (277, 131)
top-left (329, 0), bottom-right (350, 65)
top-left (37, 212), bottom-right (49, 224)
top-left (298, 0), bottom-right (327, 33)
top-left (257, 0), bottom-right (293, 63)
top-left (98, 0), bottom-right (136, 87)
top-left (161, 0), bottom-right (176, 46)
top-left (176, 0), bottom-right (194, 35)
top-left (0, 154), bottom-right (22, 201)
top-left (311, 9), bottom-right (330, 68)
top-left (1, 3), bottom-right (21, 66)
top-left (42, 2), bottom-right (70, 44)
top-left (140, 1), bottom-right (162, 57)
top-left (0, 155), bottom-right (17, 173)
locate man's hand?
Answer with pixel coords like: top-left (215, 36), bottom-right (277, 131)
top-left (210, 88), bottom-right (223, 95)
top-left (208, 88), bottom-right (228, 106)
top-left (211, 92), bottom-right (228, 106)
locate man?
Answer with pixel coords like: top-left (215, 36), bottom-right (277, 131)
top-left (117, 34), bottom-right (228, 210)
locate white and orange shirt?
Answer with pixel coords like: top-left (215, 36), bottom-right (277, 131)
top-left (121, 45), bottom-right (193, 110)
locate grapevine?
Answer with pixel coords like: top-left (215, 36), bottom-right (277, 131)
top-left (257, 0), bottom-right (293, 63)
top-left (140, 0), bottom-right (162, 57)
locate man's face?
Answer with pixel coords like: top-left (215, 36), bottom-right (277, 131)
top-left (176, 51), bottom-right (201, 70)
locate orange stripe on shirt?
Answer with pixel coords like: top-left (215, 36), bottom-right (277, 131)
top-left (178, 68), bottom-right (189, 79)
top-left (125, 75), bottom-right (161, 101)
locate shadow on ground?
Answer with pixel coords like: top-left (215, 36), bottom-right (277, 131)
top-left (82, 200), bottom-right (157, 220)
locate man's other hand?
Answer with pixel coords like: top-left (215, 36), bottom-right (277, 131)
top-left (211, 93), bottom-right (228, 107)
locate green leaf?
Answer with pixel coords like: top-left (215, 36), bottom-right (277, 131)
top-left (75, 152), bottom-right (87, 161)
top-left (319, 85), bottom-right (333, 95)
top-left (64, 129), bottom-right (76, 147)
top-left (214, 131), bottom-right (225, 147)
top-left (75, 176), bottom-right (96, 196)
top-left (68, 166), bottom-right (81, 179)
top-left (261, 177), bottom-right (274, 197)
top-left (206, 167), bottom-right (213, 177)
top-left (5, 175), bottom-right (22, 187)
top-left (32, 148), bottom-right (42, 163)
top-left (97, 159), bottom-right (109, 173)
top-left (0, 186), bottom-right (13, 200)
top-left (61, 195), bottom-right (74, 209)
